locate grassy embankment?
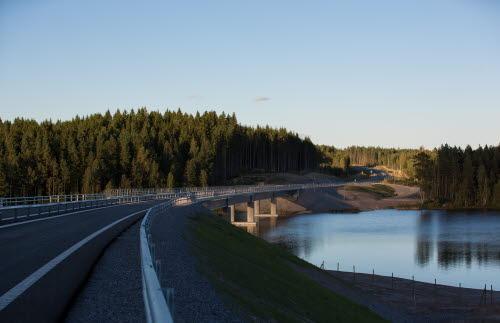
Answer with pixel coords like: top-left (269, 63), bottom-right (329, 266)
top-left (187, 213), bottom-right (385, 323)
top-left (344, 184), bottom-right (396, 199)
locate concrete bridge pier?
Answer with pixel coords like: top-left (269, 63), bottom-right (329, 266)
top-left (270, 196), bottom-right (277, 217)
top-left (229, 205), bottom-right (235, 223)
top-left (253, 200), bottom-right (260, 216)
top-left (253, 196), bottom-right (278, 218)
top-left (246, 201), bottom-right (255, 223)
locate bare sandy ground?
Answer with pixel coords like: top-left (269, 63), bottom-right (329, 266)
top-left (233, 180), bottom-right (420, 216)
top-left (235, 183), bottom-right (420, 214)
top-left (335, 183), bottom-right (421, 211)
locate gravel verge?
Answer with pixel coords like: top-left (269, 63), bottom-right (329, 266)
top-left (64, 220), bottom-right (145, 323)
top-left (151, 204), bottom-right (242, 323)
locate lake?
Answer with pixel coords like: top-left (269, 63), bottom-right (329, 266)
top-left (254, 210), bottom-right (500, 289)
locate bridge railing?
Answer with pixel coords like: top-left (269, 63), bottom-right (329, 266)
top-left (0, 194), bottom-right (167, 224)
top-left (0, 193), bottom-right (106, 207)
top-left (0, 182), bottom-right (340, 224)
top-left (0, 180), bottom-right (341, 208)
top-left (140, 181), bottom-right (340, 323)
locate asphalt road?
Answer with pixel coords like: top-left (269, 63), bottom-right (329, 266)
top-left (0, 200), bottom-right (159, 296)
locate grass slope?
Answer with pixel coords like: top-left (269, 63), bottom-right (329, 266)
top-left (187, 213), bottom-right (385, 323)
top-left (345, 184), bottom-right (396, 199)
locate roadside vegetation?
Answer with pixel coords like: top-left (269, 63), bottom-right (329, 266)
top-left (187, 212), bottom-right (385, 323)
top-left (345, 184), bottom-right (396, 199)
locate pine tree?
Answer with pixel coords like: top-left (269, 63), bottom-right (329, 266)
top-left (0, 167), bottom-right (7, 197)
top-left (185, 159), bottom-right (198, 186)
top-left (413, 152), bottom-right (433, 202)
top-left (477, 164), bottom-right (490, 207)
top-left (200, 169), bottom-right (209, 187)
top-left (342, 155), bottom-right (351, 173)
top-left (492, 180), bottom-right (500, 208)
top-left (166, 171), bottom-right (175, 189)
top-left (459, 154), bottom-right (474, 207)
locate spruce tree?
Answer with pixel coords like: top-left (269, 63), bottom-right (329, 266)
top-left (166, 171), bottom-right (175, 189)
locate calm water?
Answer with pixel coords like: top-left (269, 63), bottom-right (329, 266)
top-left (254, 210), bottom-right (500, 288)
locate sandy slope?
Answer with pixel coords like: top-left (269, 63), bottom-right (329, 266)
top-left (234, 182), bottom-right (420, 215)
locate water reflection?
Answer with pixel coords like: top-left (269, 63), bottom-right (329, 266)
top-left (254, 209), bottom-right (500, 288)
top-left (415, 211), bottom-right (500, 268)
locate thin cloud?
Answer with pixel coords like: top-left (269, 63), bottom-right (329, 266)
top-left (254, 96), bottom-right (270, 102)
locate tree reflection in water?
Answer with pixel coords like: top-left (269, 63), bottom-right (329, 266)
top-left (416, 211), bottom-right (500, 268)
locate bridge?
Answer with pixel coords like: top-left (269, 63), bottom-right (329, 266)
top-left (0, 182), bottom-right (344, 322)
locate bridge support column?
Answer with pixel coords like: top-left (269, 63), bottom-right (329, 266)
top-left (229, 205), bottom-right (235, 223)
top-left (246, 201), bottom-right (255, 223)
top-left (253, 200), bottom-right (260, 216)
top-left (270, 197), bottom-right (277, 216)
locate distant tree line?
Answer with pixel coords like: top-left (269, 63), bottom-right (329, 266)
top-left (318, 145), bottom-right (419, 177)
top-left (413, 145), bottom-right (500, 208)
top-left (0, 109), bottom-right (320, 196)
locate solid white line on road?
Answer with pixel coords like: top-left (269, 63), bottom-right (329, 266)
top-left (0, 208), bottom-right (149, 312)
top-left (0, 201), bottom-right (146, 230)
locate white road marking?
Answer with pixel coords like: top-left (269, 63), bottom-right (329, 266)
top-left (0, 209), bottom-right (148, 311)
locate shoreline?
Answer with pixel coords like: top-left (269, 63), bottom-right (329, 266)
top-left (261, 183), bottom-right (500, 216)
top-left (321, 270), bottom-right (500, 321)
top-left (225, 180), bottom-right (500, 320)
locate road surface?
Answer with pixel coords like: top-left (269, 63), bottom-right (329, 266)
top-left (0, 200), bottom-right (158, 297)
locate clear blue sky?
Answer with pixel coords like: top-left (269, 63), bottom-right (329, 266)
top-left (1, 0), bottom-right (499, 148)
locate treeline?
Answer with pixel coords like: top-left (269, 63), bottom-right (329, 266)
top-left (413, 145), bottom-right (500, 208)
top-left (318, 145), bottom-right (419, 177)
top-left (0, 109), bottom-right (320, 196)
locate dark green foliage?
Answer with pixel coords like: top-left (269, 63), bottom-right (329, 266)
top-left (413, 151), bottom-right (433, 200)
top-left (493, 181), bottom-right (500, 208)
top-left (0, 109), bottom-right (320, 196)
top-left (413, 145), bottom-right (500, 209)
top-left (342, 155), bottom-right (351, 172)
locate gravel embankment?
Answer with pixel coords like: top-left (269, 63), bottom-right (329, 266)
top-left (151, 204), bottom-right (242, 323)
top-left (64, 220), bottom-right (145, 323)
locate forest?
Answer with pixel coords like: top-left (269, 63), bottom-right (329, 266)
top-left (413, 145), bottom-right (500, 208)
top-left (1, 109), bottom-right (499, 208)
top-left (0, 109), bottom-right (320, 196)
top-left (318, 145), bottom-right (420, 177)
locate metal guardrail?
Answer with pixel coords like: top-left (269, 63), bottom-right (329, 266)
top-left (141, 203), bottom-right (176, 323)
top-left (140, 182), bottom-right (340, 322)
top-left (0, 193), bottom-right (106, 207)
top-left (0, 180), bottom-right (341, 208)
top-left (0, 182), bottom-right (340, 222)
top-left (0, 194), bottom-right (174, 223)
